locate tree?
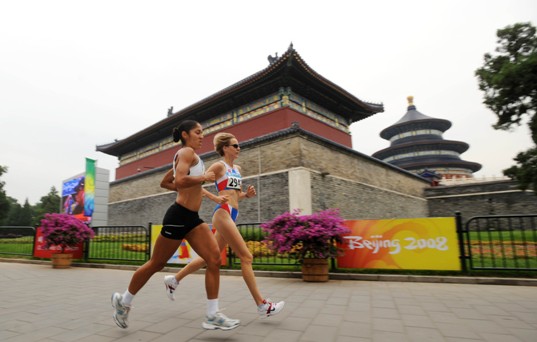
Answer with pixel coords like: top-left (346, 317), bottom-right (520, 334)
top-left (19, 200), bottom-right (33, 226)
top-left (0, 165), bottom-right (10, 224)
top-left (5, 199), bottom-right (33, 226)
top-left (503, 148), bottom-right (537, 193)
top-left (475, 22), bottom-right (537, 192)
top-left (33, 186), bottom-right (61, 225)
top-left (5, 198), bottom-right (21, 226)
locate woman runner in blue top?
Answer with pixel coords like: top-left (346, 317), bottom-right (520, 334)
top-left (161, 132), bottom-right (285, 318)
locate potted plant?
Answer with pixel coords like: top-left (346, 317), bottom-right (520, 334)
top-left (261, 208), bottom-right (350, 281)
top-left (40, 213), bottom-right (94, 268)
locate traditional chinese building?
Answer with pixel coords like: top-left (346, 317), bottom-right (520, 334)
top-left (372, 96), bottom-right (482, 181)
top-left (97, 46), bottom-right (431, 225)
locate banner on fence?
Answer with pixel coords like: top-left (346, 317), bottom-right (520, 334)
top-left (338, 217), bottom-right (460, 270)
top-left (33, 227), bottom-right (84, 259)
top-left (151, 225), bottom-right (226, 265)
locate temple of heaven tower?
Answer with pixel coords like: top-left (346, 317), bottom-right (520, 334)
top-left (372, 96), bottom-right (481, 181)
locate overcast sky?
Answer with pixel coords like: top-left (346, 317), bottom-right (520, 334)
top-left (1, 0), bottom-right (536, 205)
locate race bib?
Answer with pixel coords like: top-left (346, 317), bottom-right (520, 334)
top-left (227, 176), bottom-right (242, 190)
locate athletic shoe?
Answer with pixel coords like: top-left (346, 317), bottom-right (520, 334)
top-left (164, 275), bottom-right (178, 301)
top-left (257, 299), bottom-right (285, 318)
top-left (111, 292), bottom-right (131, 329)
top-left (202, 312), bottom-right (240, 330)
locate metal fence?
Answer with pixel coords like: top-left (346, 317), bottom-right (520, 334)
top-left (2, 216), bottom-right (537, 272)
top-left (0, 226), bottom-right (36, 256)
top-left (87, 225), bottom-right (150, 262)
top-left (230, 223), bottom-right (299, 267)
top-left (462, 214), bottom-right (537, 271)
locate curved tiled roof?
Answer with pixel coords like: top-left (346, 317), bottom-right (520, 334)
top-left (374, 96), bottom-right (482, 174)
top-left (380, 101), bottom-right (451, 139)
top-left (391, 159), bottom-right (482, 173)
top-left (372, 140), bottom-right (470, 159)
top-left (97, 45), bottom-right (384, 157)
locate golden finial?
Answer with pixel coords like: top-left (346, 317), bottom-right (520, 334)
top-left (407, 96), bottom-right (414, 106)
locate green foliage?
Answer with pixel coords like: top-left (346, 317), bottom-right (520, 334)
top-left (0, 165), bottom-right (61, 226)
top-left (475, 22), bottom-right (537, 135)
top-left (504, 147), bottom-right (537, 192)
top-left (475, 22), bottom-right (537, 193)
top-left (0, 165), bottom-right (10, 225)
top-left (238, 226), bottom-right (265, 241)
top-left (32, 187), bottom-right (61, 225)
top-left (5, 198), bottom-right (32, 226)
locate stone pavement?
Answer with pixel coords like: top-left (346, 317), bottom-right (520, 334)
top-left (1, 262), bottom-right (536, 342)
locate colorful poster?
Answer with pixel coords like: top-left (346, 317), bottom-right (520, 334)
top-left (84, 158), bottom-right (95, 219)
top-left (61, 175), bottom-right (86, 221)
top-left (151, 224), bottom-right (226, 265)
top-left (338, 218), bottom-right (461, 270)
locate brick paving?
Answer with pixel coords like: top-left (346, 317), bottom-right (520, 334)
top-left (0, 262), bottom-right (536, 341)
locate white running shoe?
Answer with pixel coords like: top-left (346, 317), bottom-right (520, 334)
top-left (164, 275), bottom-right (178, 301)
top-left (111, 292), bottom-right (131, 329)
top-left (257, 299), bottom-right (285, 318)
top-left (202, 312), bottom-right (240, 330)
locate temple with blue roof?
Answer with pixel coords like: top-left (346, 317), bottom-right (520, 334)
top-left (372, 96), bottom-right (481, 181)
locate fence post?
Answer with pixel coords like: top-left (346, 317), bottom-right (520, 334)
top-left (147, 222), bottom-right (152, 261)
top-left (83, 225), bottom-right (93, 262)
top-left (84, 238), bottom-right (90, 262)
top-left (330, 237), bottom-right (337, 271)
top-left (455, 212), bottom-right (467, 273)
top-left (33, 224), bottom-right (38, 258)
top-left (227, 245), bottom-right (233, 269)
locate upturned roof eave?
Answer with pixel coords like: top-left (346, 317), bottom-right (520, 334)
top-left (379, 118), bottom-right (452, 139)
top-left (393, 160), bottom-right (483, 172)
top-left (110, 123), bottom-right (427, 185)
top-left (372, 139), bottom-right (471, 158)
top-left (97, 47), bottom-right (383, 156)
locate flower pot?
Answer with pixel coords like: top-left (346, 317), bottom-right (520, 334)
top-left (51, 253), bottom-right (73, 269)
top-left (301, 258), bottom-right (329, 282)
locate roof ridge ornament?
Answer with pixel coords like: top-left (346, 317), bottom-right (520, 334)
top-left (267, 52), bottom-right (279, 65)
top-left (407, 95), bottom-right (416, 110)
top-left (287, 42), bottom-right (294, 52)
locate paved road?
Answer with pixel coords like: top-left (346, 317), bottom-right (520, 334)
top-left (0, 262), bottom-right (536, 341)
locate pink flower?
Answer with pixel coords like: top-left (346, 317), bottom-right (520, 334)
top-left (261, 209), bottom-right (350, 263)
top-left (40, 213), bottom-right (94, 253)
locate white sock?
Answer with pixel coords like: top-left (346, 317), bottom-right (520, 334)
top-left (207, 298), bottom-right (219, 317)
top-left (122, 290), bottom-right (134, 306)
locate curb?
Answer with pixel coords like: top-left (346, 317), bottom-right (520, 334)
top-left (2, 258), bottom-right (536, 286)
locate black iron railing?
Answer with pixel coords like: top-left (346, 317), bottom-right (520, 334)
top-left (2, 215), bottom-right (536, 272)
top-left (463, 214), bottom-right (537, 271)
top-left (0, 226), bottom-right (36, 256)
top-left (230, 223), bottom-right (299, 267)
top-left (87, 225), bottom-right (150, 262)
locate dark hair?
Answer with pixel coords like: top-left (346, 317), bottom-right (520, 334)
top-left (172, 120), bottom-right (200, 144)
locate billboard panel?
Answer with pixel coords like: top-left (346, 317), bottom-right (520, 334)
top-left (151, 224), bottom-right (226, 265)
top-left (338, 217), bottom-right (461, 270)
top-left (61, 175), bottom-right (89, 222)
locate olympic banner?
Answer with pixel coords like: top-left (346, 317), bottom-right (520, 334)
top-left (84, 158), bottom-right (95, 219)
top-left (151, 224), bottom-right (226, 265)
top-left (338, 217), bottom-right (461, 270)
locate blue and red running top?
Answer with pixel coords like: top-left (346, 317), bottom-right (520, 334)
top-left (215, 161), bottom-right (242, 191)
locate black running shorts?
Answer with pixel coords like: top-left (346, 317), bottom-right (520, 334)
top-left (160, 203), bottom-right (204, 240)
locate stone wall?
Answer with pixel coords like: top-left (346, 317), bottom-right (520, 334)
top-left (425, 180), bottom-right (537, 222)
top-left (106, 128), bottom-right (430, 226)
top-left (310, 173), bottom-right (428, 219)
